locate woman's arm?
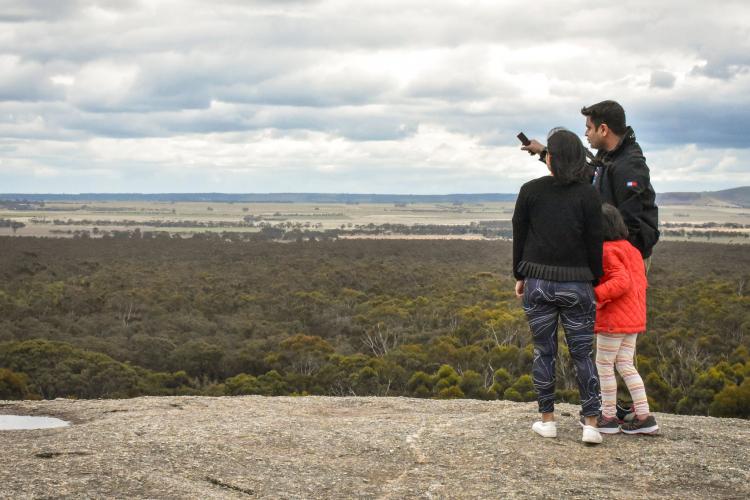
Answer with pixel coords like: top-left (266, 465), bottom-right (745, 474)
top-left (582, 187), bottom-right (604, 280)
top-left (512, 184), bottom-right (529, 280)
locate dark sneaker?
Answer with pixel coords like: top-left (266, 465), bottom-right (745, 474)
top-left (579, 415), bottom-right (621, 434)
top-left (621, 415), bottom-right (659, 435)
top-left (616, 402), bottom-right (635, 423)
top-left (597, 416), bottom-right (621, 434)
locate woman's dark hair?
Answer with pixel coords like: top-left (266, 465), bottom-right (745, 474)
top-left (580, 100), bottom-right (627, 136)
top-left (601, 203), bottom-right (629, 241)
top-left (547, 129), bottom-right (588, 184)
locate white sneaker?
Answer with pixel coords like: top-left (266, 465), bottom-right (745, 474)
top-left (581, 424), bottom-right (602, 444)
top-left (532, 421), bottom-right (557, 438)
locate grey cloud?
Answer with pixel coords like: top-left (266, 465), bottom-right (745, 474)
top-left (63, 49), bottom-right (316, 112)
top-left (631, 100), bottom-right (750, 149)
top-left (691, 59), bottom-right (750, 80)
top-left (2, 1), bottom-right (743, 64)
top-left (0, 0), bottom-right (82, 22)
top-left (0, 57), bottom-right (67, 102)
top-left (650, 71), bottom-right (676, 89)
top-left (2, 2), bottom-right (523, 63)
top-left (0, 0), bottom-right (139, 23)
top-left (249, 107), bottom-right (418, 141)
top-left (229, 70), bottom-right (396, 108)
top-left (32, 99), bottom-right (419, 142)
top-left (0, 0), bottom-right (749, 194)
top-left (404, 75), bottom-right (517, 102)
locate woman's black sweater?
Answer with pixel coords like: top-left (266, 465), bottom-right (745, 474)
top-left (512, 175), bottom-right (603, 282)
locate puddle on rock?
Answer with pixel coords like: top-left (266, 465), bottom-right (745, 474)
top-left (0, 415), bottom-right (70, 430)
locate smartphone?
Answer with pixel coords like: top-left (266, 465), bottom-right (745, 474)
top-left (517, 132), bottom-right (531, 146)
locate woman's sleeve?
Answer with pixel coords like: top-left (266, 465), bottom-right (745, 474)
top-left (583, 187), bottom-right (603, 279)
top-left (512, 184), bottom-right (529, 280)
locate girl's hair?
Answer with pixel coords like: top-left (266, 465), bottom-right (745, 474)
top-left (601, 203), bottom-right (629, 241)
top-left (547, 129), bottom-right (588, 184)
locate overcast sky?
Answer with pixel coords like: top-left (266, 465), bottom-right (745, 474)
top-left (1, 0), bottom-right (749, 194)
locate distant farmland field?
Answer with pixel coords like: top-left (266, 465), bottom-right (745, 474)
top-left (1, 200), bottom-right (748, 243)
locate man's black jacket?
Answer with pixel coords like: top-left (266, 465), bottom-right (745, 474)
top-left (591, 127), bottom-right (660, 258)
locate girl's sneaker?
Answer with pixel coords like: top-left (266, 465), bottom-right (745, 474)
top-left (596, 416), bottom-right (621, 434)
top-left (621, 415), bottom-right (659, 434)
top-left (578, 415), bottom-right (620, 434)
top-left (616, 401), bottom-right (635, 423)
top-left (532, 421), bottom-right (557, 438)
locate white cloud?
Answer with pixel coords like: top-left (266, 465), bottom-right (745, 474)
top-left (0, 0), bottom-right (748, 193)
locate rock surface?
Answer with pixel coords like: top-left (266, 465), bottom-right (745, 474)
top-left (1, 396), bottom-right (748, 499)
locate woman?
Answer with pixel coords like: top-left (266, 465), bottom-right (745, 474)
top-left (512, 128), bottom-right (604, 444)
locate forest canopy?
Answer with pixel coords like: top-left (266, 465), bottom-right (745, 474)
top-left (0, 237), bottom-right (748, 418)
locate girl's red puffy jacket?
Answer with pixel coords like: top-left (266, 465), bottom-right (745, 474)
top-left (594, 239), bottom-right (647, 334)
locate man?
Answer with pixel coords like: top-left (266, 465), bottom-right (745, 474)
top-left (521, 101), bottom-right (659, 266)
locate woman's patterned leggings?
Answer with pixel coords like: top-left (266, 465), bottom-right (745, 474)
top-left (523, 277), bottom-right (601, 416)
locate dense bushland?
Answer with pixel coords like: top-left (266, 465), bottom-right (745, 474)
top-left (0, 237), bottom-right (747, 417)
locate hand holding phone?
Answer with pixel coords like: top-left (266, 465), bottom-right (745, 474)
top-left (517, 132), bottom-right (534, 154)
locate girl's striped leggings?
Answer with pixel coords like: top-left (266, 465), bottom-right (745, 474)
top-left (595, 333), bottom-right (650, 418)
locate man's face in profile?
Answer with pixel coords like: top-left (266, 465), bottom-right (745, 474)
top-left (584, 116), bottom-right (605, 150)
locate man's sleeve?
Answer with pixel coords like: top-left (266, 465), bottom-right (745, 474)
top-left (610, 157), bottom-right (651, 245)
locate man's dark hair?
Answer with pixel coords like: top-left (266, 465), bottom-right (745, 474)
top-left (601, 203), bottom-right (629, 241)
top-left (581, 100), bottom-right (627, 136)
top-left (547, 129), bottom-right (588, 184)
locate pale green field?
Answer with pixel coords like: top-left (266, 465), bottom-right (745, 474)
top-left (660, 205), bottom-right (750, 225)
top-left (1, 201), bottom-right (748, 242)
top-left (0, 201), bottom-right (514, 237)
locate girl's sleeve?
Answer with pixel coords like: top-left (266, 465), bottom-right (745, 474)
top-left (594, 248), bottom-right (631, 304)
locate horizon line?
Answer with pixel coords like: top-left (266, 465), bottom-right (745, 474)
top-left (1, 186), bottom-right (748, 197)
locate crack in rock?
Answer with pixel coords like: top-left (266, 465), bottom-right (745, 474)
top-left (35, 451), bottom-right (93, 459)
top-left (205, 476), bottom-right (255, 496)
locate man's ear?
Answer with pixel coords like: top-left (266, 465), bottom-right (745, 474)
top-left (599, 123), bottom-right (609, 137)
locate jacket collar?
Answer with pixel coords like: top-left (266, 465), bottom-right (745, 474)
top-left (599, 126), bottom-right (636, 161)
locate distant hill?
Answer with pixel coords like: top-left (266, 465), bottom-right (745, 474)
top-left (656, 186), bottom-right (750, 207)
top-left (1, 187), bottom-right (748, 206)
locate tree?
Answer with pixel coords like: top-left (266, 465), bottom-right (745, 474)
top-left (169, 340), bottom-right (224, 380)
top-left (676, 366), bottom-right (729, 415)
top-left (459, 370), bottom-right (489, 399)
top-left (350, 366), bottom-right (379, 395)
top-left (433, 364), bottom-right (461, 396)
top-left (710, 379), bottom-right (750, 418)
top-left (503, 375), bottom-right (536, 402)
top-left (0, 340), bottom-right (141, 399)
top-left (0, 368), bottom-right (33, 399)
top-left (407, 371), bottom-right (433, 398)
top-left (490, 368), bottom-right (513, 396)
top-left (274, 334), bottom-right (334, 376)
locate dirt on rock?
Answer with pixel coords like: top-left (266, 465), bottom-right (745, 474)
top-left (1, 396), bottom-right (748, 499)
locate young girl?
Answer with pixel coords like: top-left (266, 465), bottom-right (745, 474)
top-left (593, 203), bottom-right (658, 434)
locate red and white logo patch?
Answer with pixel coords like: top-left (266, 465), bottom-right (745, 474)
top-left (626, 181), bottom-right (638, 187)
